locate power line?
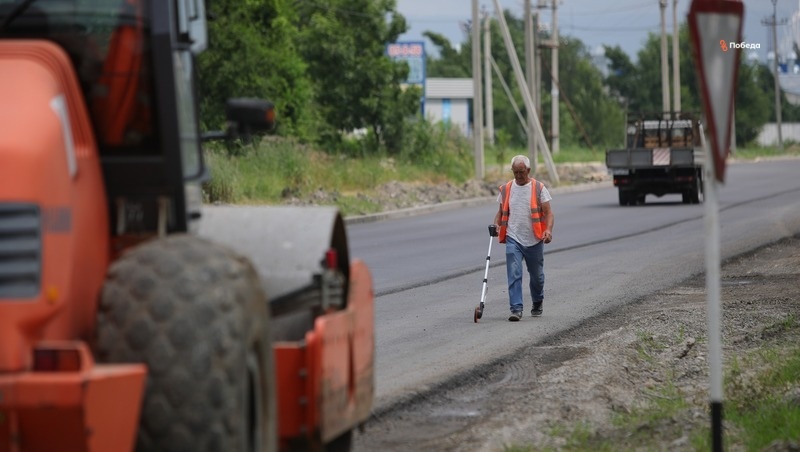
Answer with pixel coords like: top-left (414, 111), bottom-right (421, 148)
top-left (562, 24), bottom-right (660, 33)
top-left (403, 16), bottom-right (468, 23)
top-left (562, 1), bottom-right (656, 17)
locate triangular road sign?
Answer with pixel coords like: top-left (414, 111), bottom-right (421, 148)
top-left (688, 0), bottom-right (744, 183)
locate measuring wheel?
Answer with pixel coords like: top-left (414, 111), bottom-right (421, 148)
top-left (474, 302), bottom-right (484, 323)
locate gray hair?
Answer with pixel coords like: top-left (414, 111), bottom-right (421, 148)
top-left (511, 154), bottom-right (530, 169)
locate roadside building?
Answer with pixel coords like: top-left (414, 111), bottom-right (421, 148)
top-left (424, 77), bottom-right (473, 136)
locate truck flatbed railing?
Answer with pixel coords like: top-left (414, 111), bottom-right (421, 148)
top-left (606, 147), bottom-right (704, 169)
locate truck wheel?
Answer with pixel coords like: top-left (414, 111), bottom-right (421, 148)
top-left (691, 176), bottom-right (702, 204)
top-left (618, 189), bottom-right (630, 206)
top-left (683, 187), bottom-right (700, 204)
top-left (618, 189), bottom-right (637, 206)
top-left (690, 189), bottom-right (700, 204)
top-left (95, 235), bottom-right (276, 452)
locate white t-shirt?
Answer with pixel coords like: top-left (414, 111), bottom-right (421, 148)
top-left (497, 180), bottom-right (552, 247)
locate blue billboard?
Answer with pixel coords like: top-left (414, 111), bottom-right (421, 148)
top-left (387, 41), bottom-right (426, 85)
top-left (387, 41), bottom-right (426, 114)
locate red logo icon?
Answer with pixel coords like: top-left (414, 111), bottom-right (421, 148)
top-left (720, 40), bottom-right (728, 52)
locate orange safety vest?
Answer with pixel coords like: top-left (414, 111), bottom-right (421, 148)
top-left (498, 179), bottom-right (546, 244)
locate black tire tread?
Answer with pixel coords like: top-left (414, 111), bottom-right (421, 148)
top-left (95, 234), bottom-right (272, 452)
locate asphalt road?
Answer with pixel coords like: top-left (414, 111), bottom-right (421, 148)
top-left (344, 158), bottom-right (800, 413)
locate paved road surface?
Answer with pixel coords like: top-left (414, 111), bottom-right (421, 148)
top-left (343, 158), bottom-right (800, 412)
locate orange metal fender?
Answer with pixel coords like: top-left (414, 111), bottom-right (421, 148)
top-left (274, 258), bottom-right (375, 448)
top-left (0, 341), bottom-right (146, 452)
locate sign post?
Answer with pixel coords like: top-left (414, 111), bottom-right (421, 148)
top-left (687, 1), bottom-right (744, 451)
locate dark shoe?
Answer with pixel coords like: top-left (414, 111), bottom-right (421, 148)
top-left (508, 311), bottom-right (522, 322)
top-left (531, 302), bottom-right (543, 317)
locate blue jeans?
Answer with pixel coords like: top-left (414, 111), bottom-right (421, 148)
top-left (505, 236), bottom-right (544, 313)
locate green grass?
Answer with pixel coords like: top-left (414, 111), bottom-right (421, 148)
top-left (634, 330), bottom-right (666, 363)
top-left (202, 138), bottom-right (800, 216)
top-left (620, 379), bottom-right (689, 424)
top-left (201, 133), bottom-right (473, 214)
top-left (731, 143), bottom-right (800, 160)
top-left (523, 339), bottom-right (800, 451)
top-left (726, 347), bottom-right (800, 450)
top-left (203, 149), bottom-right (242, 202)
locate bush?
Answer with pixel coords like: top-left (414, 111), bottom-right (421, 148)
top-left (399, 119), bottom-right (473, 182)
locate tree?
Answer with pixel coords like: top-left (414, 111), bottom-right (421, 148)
top-left (735, 61), bottom-right (771, 144)
top-left (423, 31), bottom-right (470, 78)
top-left (295, 0), bottom-right (419, 153)
top-left (198, 0), bottom-right (314, 138)
top-left (620, 25), bottom-right (701, 117)
top-left (544, 37), bottom-right (624, 148)
top-left (604, 45), bottom-right (640, 111)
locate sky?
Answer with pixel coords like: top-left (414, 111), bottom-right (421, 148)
top-left (395, 0), bottom-right (800, 63)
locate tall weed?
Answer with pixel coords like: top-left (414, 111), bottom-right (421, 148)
top-left (203, 146), bottom-right (240, 203)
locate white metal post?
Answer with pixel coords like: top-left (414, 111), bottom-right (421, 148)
top-left (672, 0), bottom-right (681, 115)
top-left (550, 0), bottom-right (559, 155)
top-left (689, 2), bottom-right (744, 448)
top-left (660, 0), bottom-right (671, 117)
top-left (771, 0), bottom-right (784, 151)
top-left (472, 0), bottom-right (485, 179)
top-left (702, 136), bottom-right (724, 451)
top-left (525, 0), bottom-right (537, 167)
top-left (484, 14), bottom-right (495, 145)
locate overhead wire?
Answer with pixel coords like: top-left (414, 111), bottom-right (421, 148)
top-left (560, 1), bottom-right (657, 17)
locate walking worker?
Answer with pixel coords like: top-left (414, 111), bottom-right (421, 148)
top-left (492, 155), bottom-right (554, 322)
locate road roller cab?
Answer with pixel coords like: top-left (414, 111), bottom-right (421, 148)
top-left (0, 1), bottom-right (373, 451)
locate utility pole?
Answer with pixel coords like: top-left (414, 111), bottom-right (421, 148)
top-left (534, 10), bottom-right (542, 154)
top-left (731, 110), bottom-right (737, 154)
top-left (472, 0), bottom-right (484, 178)
top-left (672, 0), bottom-right (681, 116)
top-left (524, 0), bottom-right (537, 166)
top-left (492, 0), bottom-right (559, 184)
top-left (484, 12), bottom-right (494, 145)
top-left (659, 0), bottom-right (671, 118)
top-left (550, 0), bottom-right (560, 155)
top-left (763, 0), bottom-right (786, 151)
